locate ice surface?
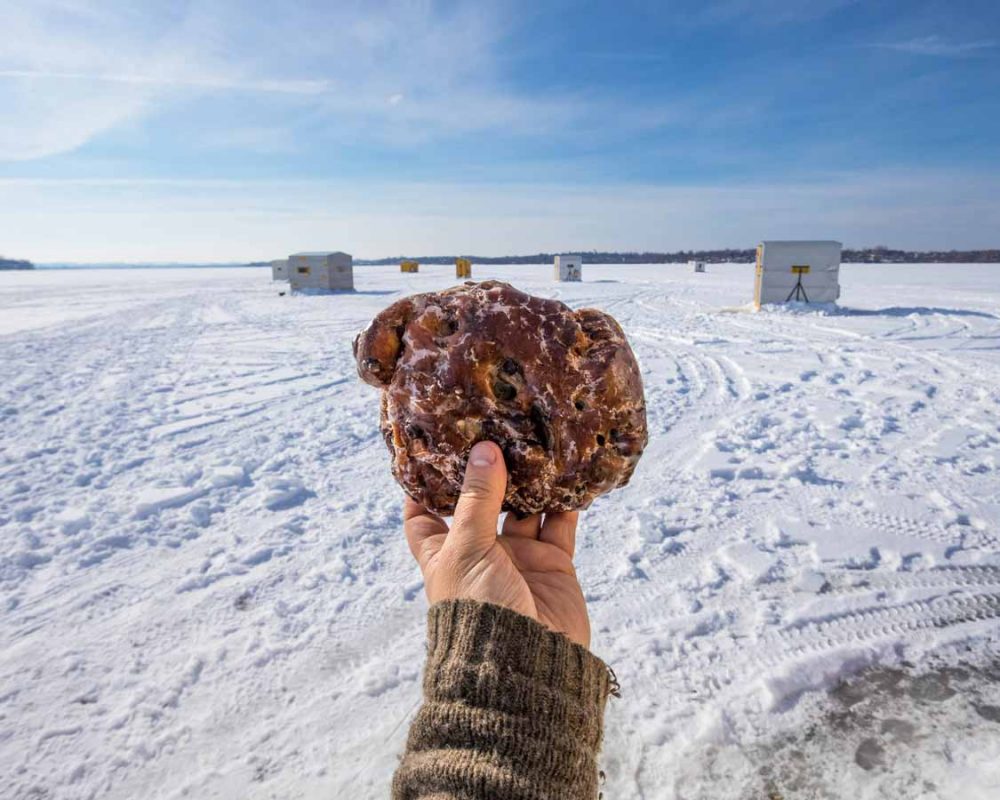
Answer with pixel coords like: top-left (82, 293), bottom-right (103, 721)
top-left (1, 263), bottom-right (999, 798)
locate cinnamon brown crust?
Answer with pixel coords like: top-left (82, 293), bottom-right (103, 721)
top-left (353, 280), bottom-right (647, 515)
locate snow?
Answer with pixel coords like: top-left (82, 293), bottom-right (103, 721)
top-left (1, 263), bottom-right (999, 799)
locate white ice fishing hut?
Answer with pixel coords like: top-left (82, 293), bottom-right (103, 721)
top-left (754, 240), bottom-right (842, 309)
top-left (288, 252), bottom-right (353, 293)
top-left (690, 260), bottom-right (706, 273)
top-left (271, 259), bottom-right (289, 281)
top-left (554, 254), bottom-right (582, 282)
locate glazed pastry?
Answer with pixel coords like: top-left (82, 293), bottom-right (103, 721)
top-left (354, 281), bottom-right (647, 515)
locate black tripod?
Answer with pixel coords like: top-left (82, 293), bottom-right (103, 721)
top-left (786, 267), bottom-right (810, 302)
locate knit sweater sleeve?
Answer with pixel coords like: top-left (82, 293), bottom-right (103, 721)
top-left (391, 599), bottom-right (613, 800)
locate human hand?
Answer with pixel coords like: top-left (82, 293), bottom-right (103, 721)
top-left (403, 441), bottom-right (591, 648)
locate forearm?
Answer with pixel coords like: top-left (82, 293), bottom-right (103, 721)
top-left (392, 599), bottom-right (613, 800)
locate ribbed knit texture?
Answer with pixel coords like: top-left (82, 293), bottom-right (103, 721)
top-left (392, 599), bottom-right (612, 800)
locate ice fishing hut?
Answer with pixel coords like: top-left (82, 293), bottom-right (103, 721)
top-left (690, 260), bottom-right (706, 273)
top-left (270, 259), bottom-right (289, 281)
top-left (753, 241), bottom-right (841, 309)
top-left (554, 254), bottom-right (582, 282)
top-left (287, 251), bottom-right (353, 293)
top-left (455, 258), bottom-right (472, 279)
top-left (400, 260), bottom-right (419, 273)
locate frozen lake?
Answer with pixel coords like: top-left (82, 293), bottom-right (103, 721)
top-left (1, 263), bottom-right (999, 799)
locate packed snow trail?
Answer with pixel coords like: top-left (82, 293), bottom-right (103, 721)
top-left (1, 264), bottom-right (998, 799)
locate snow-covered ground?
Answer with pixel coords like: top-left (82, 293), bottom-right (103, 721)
top-left (1, 263), bottom-right (999, 799)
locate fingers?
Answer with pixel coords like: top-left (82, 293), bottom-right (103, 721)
top-left (448, 441), bottom-right (507, 556)
top-left (538, 510), bottom-right (579, 558)
top-left (403, 496), bottom-right (448, 565)
top-left (502, 512), bottom-right (542, 540)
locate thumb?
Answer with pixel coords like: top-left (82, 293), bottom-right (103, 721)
top-left (448, 441), bottom-right (507, 556)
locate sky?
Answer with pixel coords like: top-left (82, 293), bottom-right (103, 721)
top-left (1, 0), bottom-right (998, 262)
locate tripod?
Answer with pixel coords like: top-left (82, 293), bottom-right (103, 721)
top-left (786, 267), bottom-right (810, 302)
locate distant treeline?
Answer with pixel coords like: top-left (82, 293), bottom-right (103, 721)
top-left (354, 247), bottom-right (1000, 265)
top-left (0, 256), bottom-right (35, 270)
top-left (842, 247), bottom-right (1000, 263)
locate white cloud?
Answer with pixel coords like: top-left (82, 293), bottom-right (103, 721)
top-left (0, 0), bottom-right (602, 161)
top-left (0, 74), bottom-right (152, 161)
top-left (875, 35), bottom-right (997, 57)
top-left (0, 0), bottom-right (218, 159)
top-left (0, 69), bottom-right (332, 94)
top-left (2, 169), bottom-right (996, 262)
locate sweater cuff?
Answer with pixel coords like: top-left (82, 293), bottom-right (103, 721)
top-left (399, 599), bottom-right (612, 798)
top-left (425, 599), bottom-right (613, 721)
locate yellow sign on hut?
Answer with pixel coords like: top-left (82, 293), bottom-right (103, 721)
top-left (455, 258), bottom-right (472, 279)
top-left (400, 260), bottom-right (419, 273)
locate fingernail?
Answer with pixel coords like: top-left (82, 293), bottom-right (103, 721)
top-left (469, 441), bottom-right (497, 467)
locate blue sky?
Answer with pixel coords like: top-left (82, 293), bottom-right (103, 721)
top-left (1, 0), bottom-right (998, 261)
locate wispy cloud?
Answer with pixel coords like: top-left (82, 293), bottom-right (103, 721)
top-left (875, 35), bottom-right (997, 57)
top-left (0, 69), bottom-right (331, 94)
top-left (0, 0), bottom-right (212, 159)
top-left (0, 0), bottom-right (596, 161)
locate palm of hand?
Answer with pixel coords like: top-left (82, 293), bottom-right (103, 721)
top-left (405, 500), bottom-right (591, 648)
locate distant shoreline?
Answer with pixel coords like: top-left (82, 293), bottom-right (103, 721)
top-left (35, 263), bottom-right (259, 270)
top-left (26, 247), bottom-right (1000, 270)
top-left (352, 248), bottom-right (1000, 266)
top-left (0, 258), bottom-right (35, 271)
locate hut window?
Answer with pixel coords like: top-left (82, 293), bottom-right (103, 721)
top-left (297, 267), bottom-right (310, 274)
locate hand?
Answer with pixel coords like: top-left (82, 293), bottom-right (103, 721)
top-left (404, 441), bottom-right (591, 648)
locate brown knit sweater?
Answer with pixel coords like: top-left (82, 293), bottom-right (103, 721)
top-left (392, 599), bottom-right (613, 800)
